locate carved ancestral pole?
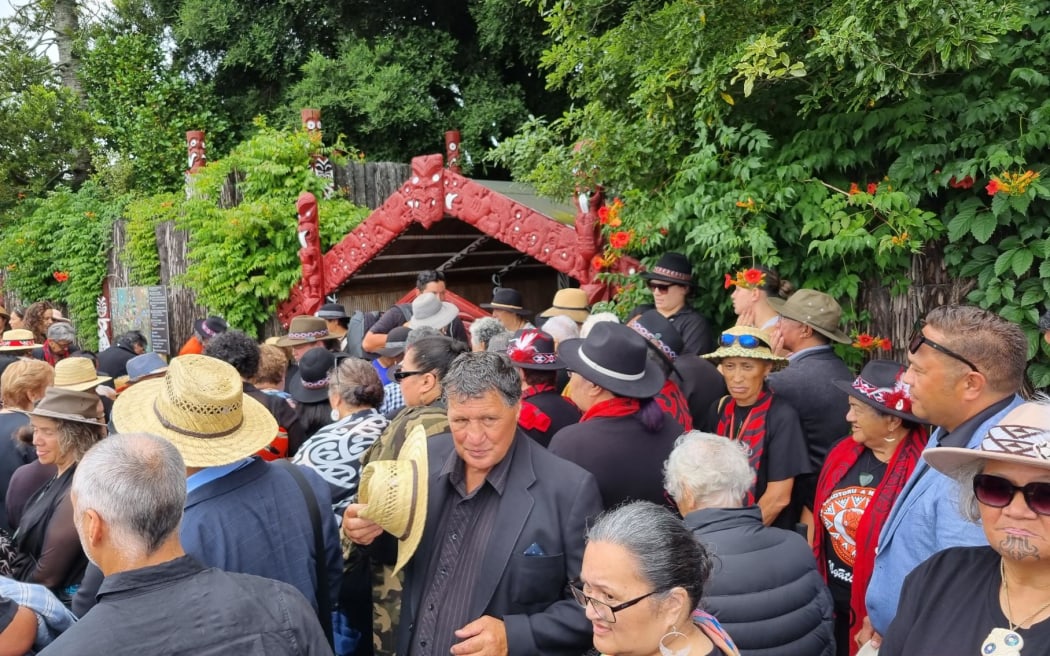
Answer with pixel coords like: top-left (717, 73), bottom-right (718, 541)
top-left (572, 140), bottom-right (603, 284)
top-left (302, 108), bottom-right (335, 198)
top-left (445, 130), bottom-right (462, 173)
top-left (297, 191), bottom-right (325, 315)
top-left (185, 130), bottom-right (207, 198)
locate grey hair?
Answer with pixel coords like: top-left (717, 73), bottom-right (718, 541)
top-left (47, 322), bottom-right (76, 341)
top-left (485, 331), bottom-right (514, 354)
top-left (469, 317), bottom-right (505, 347)
top-left (580, 312), bottom-right (619, 338)
top-left (955, 461), bottom-right (984, 523)
top-left (664, 432), bottom-right (754, 509)
top-left (587, 501), bottom-right (711, 610)
top-left (406, 325), bottom-right (439, 345)
top-left (442, 351), bottom-right (522, 407)
top-left (72, 433), bottom-right (187, 555)
top-left (542, 315), bottom-right (579, 343)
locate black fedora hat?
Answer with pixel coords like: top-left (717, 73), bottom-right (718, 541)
top-left (507, 329), bottom-right (564, 370)
top-left (559, 322), bottom-right (666, 398)
top-left (288, 348), bottom-right (347, 404)
top-left (628, 310), bottom-right (683, 364)
top-left (640, 252), bottom-right (694, 287)
top-left (316, 303), bottom-right (350, 320)
top-left (194, 316), bottom-right (228, 341)
top-left (832, 359), bottom-right (926, 423)
top-left (481, 288), bottom-right (531, 316)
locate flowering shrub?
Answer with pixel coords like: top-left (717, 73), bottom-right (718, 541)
top-left (724, 268), bottom-right (766, 289)
top-left (852, 333), bottom-right (892, 352)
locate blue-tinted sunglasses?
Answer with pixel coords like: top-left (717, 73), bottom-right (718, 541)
top-left (719, 333), bottom-right (768, 349)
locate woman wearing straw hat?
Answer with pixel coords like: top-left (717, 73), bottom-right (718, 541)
top-left (878, 400), bottom-right (1050, 656)
top-left (701, 326), bottom-right (810, 528)
top-left (0, 388), bottom-right (105, 599)
top-left (813, 361), bottom-right (929, 656)
top-left (0, 360), bottom-right (53, 530)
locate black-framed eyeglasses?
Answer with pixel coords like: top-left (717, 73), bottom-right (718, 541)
top-left (973, 474), bottom-right (1050, 516)
top-left (393, 369), bottom-right (426, 382)
top-left (908, 320), bottom-right (979, 373)
top-left (568, 581), bottom-right (657, 623)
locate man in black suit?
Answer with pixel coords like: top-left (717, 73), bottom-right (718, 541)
top-left (344, 351), bottom-right (602, 656)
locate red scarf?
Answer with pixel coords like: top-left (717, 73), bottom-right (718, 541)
top-left (581, 397), bottom-right (641, 422)
top-left (522, 383), bottom-right (557, 400)
top-left (656, 379), bottom-right (693, 431)
top-left (715, 391), bottom-right (774, 503)
top-left (812, 425), bottom-right (928, 654)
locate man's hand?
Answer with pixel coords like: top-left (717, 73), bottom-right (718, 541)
top-left (770, 324), bottom-right (791, 358)
top-left (855, 615), bottom-right (882, 651)
top-left (341, 503), bottom-right (383, 546)
top-left (451, 615), bottom-right (508, 656)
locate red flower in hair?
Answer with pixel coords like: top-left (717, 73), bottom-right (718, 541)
top-left (724, 273), bottom-right (733, 289)
top-left (743, 268), bottom-right (764, 286)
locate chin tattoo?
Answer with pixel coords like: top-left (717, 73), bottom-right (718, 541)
top-left (1000, 535), bottom-right (1041, 561)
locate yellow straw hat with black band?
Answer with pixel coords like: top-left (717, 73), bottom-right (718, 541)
top-left (701, 326), bottom-right (789, 371)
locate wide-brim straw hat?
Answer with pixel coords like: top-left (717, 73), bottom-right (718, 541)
top-left (507, 329), bottom-right (564, 371)
top-left (358, 424), bottom-right (429, 575)
top-left (767, 289), bottom-right (851, 344)
top-left (275, 316), bottom-right (340, 347)
top-left (539, 288), bottom-right (591, 324)
top-left (559, 322), bottom-right (666, 398)
top-left (0, 329), bottom-right (37, 352)
top-left (924, 403), bottom-right (1050, 479)
top-left (831, 359), bottom-right (925, 424)
top-left (481, 288), bottom-right (532, 316)
top-left (112, 354), bottom-right (277, 468)
top-left (702, 326), bottom-right (789, 372)
top-left (407, 292), bottom-right (459, 330)
top-left (25, 387), bottom-right (105, 426)
top-left (53, 356), bottom-right (112, 392)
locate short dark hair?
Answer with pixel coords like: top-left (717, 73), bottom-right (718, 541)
top-left (523, 369), bottom-right (557, 387)
top-left (118, 330), bottom-right (147, 350)
top-left (408, 335), bottom-right (469, 380)
top-left (204, 331), bottom-right (261, 379)
top-left (415, 270), bottom-right (446, 291)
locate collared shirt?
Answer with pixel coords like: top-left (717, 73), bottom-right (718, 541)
top-left (409, 446), bottom-right (515, 656)
top-left (936, 394), bottom-right (1014, 448)
top-left (185, 458), bottom-right (253, 494)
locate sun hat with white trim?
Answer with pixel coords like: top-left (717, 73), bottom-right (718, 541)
top-left (558, 321), bottom-right (666, 398)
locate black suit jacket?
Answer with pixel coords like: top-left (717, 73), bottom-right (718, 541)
top-left (400, 431), bottom-right (602, 656)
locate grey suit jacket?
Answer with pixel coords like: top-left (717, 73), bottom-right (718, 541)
top-left (399, 430), bottom-right (602, 656)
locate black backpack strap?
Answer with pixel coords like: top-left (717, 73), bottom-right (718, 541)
top-left (274, 459), bottom-right (334, 647)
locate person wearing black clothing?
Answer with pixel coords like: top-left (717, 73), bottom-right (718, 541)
top-left (506, 329), bottom-right (581, 447)
top-left (95, 330), bottom-right (146, 378)
top-left (362, 270), bottom-right (468, 354)
top-left (632, 252), bottom-right (715, 356)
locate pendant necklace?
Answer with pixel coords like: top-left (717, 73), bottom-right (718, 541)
top-left (981, 560), bottom-right (1050, 654)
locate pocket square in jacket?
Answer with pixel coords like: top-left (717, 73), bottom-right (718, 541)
top-left (523, 542), bottom-right (546, 556)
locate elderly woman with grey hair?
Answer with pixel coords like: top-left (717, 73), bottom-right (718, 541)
top-left (665, 431), bottom-right (835, 656)
top-left (468, 316), bottom-right (505, 352)
top-left (34, 322), bottom-right (78, 366)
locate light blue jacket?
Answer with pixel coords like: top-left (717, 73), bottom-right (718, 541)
top-left (865, 395), bottom-right (1023, 634)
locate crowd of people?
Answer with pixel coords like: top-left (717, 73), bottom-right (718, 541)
top-left (0, 255), bottom-right (1046, 656)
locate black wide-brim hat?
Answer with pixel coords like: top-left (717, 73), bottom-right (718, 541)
top-left (640, 252), bottom-right (695, 287)
top-left (481, 287), bottom-right (532, 316)
top-left (831, 359), bottom-right (926, 424)
top-left (628, 310), bottom-right (684, 364)
top-left (194, 316), bottom-right (228, 340)
top-left (288, 348), bottom-right (348, 404)
top-left (316, 303), bottom-right (350, 320)
top-left (507, 328), bottom-right (564, 370)
top-left (559, 322), bottom-right (666, 398)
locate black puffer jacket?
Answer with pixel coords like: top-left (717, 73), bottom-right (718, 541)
top-left (686, 507), bottom-right (835, 656)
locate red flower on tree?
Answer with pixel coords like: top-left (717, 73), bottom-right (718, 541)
top-left (53, 271), bottom-right (69, 283)
top-left (986, 179), bottom-right (1000, 196)
top-left (848, 182), bottom-right (860, 195)
top-left (609, 231), bottom-right (631, 249)
top-left (867, 183), bottom-right (877, 195)
top-left (949, 175), bottom-right (974, 189)
top-left (591, 255), bottom-right (606, 271)
top-left (853, 333), bottom-right (875, 349)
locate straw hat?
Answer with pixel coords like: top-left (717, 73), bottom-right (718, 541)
top-left (111, 354), bottom-right (277, 468)
top-left (406, 293), bottom-right (459, 331)
top-left (53, 357), bottom-right (112, 392)
top-left (924, 402), bottom-right (1050, 479)
top-left (481, 288), bottom-right (531, 316)
top-left (26, 387), bottom-right (105, 426)
top-left (832, 360), bottom-right (924, 423)
top-left (701, 326), bottom-right (789, 371)
top-left (358, 424), bottom-right (429, 574)
top-left (559, 322), bottom-right (666, 398)
top-left (275, 316), bottom-right (340, 347)
top-left (539, 288), bottom-right (590, 324)
top-left (0, 329), bottom-right (37, 352)
top-left (767, 289), bottom-right (851, 344)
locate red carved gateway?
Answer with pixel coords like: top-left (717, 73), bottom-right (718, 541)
top-left (277, 154), bottom-right (640, 324)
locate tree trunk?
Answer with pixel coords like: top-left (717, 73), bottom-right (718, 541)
top-left (53, 0), bottom-right (91, 184)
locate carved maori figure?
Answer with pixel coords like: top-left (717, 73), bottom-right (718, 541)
top-left (445, 130), bottom-right (462, 173)
top-left (186, 131), bottom-right (207, 174)
top-left (301, 108), bottom-right (335, 198)
top-left (297, 191), bottom-right (325, 315)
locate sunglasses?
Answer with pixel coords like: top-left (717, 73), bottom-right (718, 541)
top-left (393, 369), bottom-right (426, 382)
top-left (908, 320), bottom-right (979, 372)
top-left (973, 473), bottom-right (1050, 515)
top-left (719, 333), bottom-right (767, 349)
top-left (647, 283), bottom-right (674, 293)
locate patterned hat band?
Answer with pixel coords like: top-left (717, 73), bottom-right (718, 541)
top-left (288, 329), bottom-right (329, 341)
top-left (851, 376), bottom-right (913, 414)
top-left (650, 266), bottom-right (692, 282)
top-left (979, 425), bottom-right (1050, 462)
top-left (300, 375), bottom-right (330, 390)
top-left (200, 323), bottom-right (219, 338)
top-left (0, 339), bottom-right (34, 348)
top-left (630, 323), bottom-right (677, 361)
top-left (526, 353), bottom-right (558, 365)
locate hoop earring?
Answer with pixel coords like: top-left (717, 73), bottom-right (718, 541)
top-left (884, 434), bottom-right (899, 443)
top-left (659, 625), bottom-right (691, 656)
